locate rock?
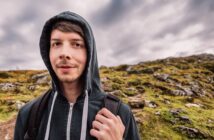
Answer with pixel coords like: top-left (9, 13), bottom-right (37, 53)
top-left (32, 72), bottom-right (50, 84)
top-left (208, 119), bottom-right (214, 123)
top-left (0, 83), bottom-right (17, 91)
top-left (154, 73), bottom-right (170, 82)
top-left (188, 83), bottom-right (206, 97)
top-left (145, 100), bottom-right (158, 108)
top-left (128, 95), bottom-right (144, 108)
top-left (126, 65), bottom-right (133, 71)
top-left (109, 90), bottom-right (127, 98)
top-left (140, 68), bottom-right (155, 74)
top-left (15, 100), bottom-right (25, 110)
top-left (170, 90), bottom-right (186, 96)
top-left (163, 98), bottom-right (171, 104)
top-left (132, 111), bottom-right (144, 124)
top-left (169, 87), bottom-right (196, 96)
top-left (169, 108), bottom-right (184, 116)
top-left (185, 103), bottom-right (201, 108)
top-left (115, 64), bottom-right (130, 71)
top-left (127, 70), bottom-right (141, 74)
top-left (142, 82), bottom-right (153, 88)
top-left (179, 116), bottom-right (191, 124)
top-left (175, 126), bottom-right (206, 138)
top-left (136, 86), bottom-right (145, 93)
top-left (155, 111), bottom-right (161, 115)
top-left (28, 85), bottom-right (37, 91)
top-left (183, 88), bottom-right (194, 96)
top-left (126, 66), bottom-right (142, 74)
top-left (207, 76), bottom-right (214, 84)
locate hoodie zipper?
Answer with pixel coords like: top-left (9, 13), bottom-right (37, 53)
top-left (66, 103), bottom-right (74, 140)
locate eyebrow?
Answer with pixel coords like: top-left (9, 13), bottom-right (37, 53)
top-left (50, 38), bottom-right (84, 42)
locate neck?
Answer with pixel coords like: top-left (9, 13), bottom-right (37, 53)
top-left (60, 80), bottom-right (83, 103)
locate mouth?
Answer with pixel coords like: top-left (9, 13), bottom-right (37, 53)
top-left (57, 64), bottom-right (77, 73)
top-left (60, 66), bottom-right (72, 68)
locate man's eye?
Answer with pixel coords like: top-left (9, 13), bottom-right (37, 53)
top-left (75, 43), bottom-right (81, 47)
top-left (72, 42), bottom-right (84, 48)
top-left (52, 42), bottom-right (61, 47)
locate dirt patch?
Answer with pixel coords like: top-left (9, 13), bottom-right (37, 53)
top-left (0, 117), bottom-right (16, 140)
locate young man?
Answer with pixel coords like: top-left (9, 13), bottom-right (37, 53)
top-left (14, 11), bottom-right (140, 140)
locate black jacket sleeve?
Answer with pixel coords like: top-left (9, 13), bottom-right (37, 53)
top-left (118, 103), bottom-right (141, 140)
top-left (123, 112), bottom-right (141, 140)
top-left (14, 100), bottom-right (35, 140)
top-left (14, 110), bottom-right (25, 140)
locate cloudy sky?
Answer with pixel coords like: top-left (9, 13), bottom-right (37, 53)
top-left (0, 0), bottom-right (213, 70)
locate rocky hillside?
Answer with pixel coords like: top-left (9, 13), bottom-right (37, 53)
top-left (0, 54), bottom-right (214, 139)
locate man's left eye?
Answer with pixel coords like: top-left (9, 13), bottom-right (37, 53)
top-left (73, 42), bottom-right (83, 48)
top-left (75, 43), bottom-right (81, 47)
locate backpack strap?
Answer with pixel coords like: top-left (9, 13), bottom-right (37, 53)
top-left (104, 94), bottom-right (121, 115)
top-left (24, 89), bottom-right (52, 140)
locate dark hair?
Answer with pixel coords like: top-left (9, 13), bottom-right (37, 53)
top-left (51, 21), bottom-right (84, 38)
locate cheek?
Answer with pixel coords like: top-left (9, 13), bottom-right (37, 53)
top-left (81, 51), bottom-right (87, 66)
top-left (49, 50), bottom-right (57, 67)
top-left (74, 50), bottom-right (87, 64)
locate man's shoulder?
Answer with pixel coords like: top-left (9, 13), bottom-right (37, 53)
top-left (18, 96), bottom-right (40, 118)
top-left (19, 88), bottom-right (53, 115)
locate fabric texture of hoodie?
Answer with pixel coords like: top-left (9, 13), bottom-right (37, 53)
top-left (14, 11), bottom-right (141, 140)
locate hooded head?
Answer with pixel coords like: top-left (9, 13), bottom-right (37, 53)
top-left (40, 11), bottom-right (101, 96)
top-left (40, 11), bottom-right (102, 140)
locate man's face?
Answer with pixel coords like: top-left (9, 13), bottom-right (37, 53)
top-left (49, 29), bottom-right (87, 84)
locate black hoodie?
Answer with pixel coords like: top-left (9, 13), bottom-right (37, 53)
top-left (14, 11), bottom-right (140, 140)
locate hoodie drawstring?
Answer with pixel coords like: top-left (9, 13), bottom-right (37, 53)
top-left (44, 90), bottom-right (89, 140)
top-left (44, 91), bottom-right (58, 140)
top-left (80, 89), bottom-right (89, 140)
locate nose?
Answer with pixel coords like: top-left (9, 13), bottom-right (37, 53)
top-left (59, 43), bottom-right (71, 60)
top-left (59, 54), bottom-right (70, 60)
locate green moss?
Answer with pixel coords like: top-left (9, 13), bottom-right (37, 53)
top-left (140, 109), bottom-right (184, 139)
top-left (0, 72), bottom-right (11, 79)
top-left (111, 77), bottom-right (124, 84)
top-left (122, 88), bottom-right (138, 96)
top-left (114, 64), bottom-right (129, 71)
top-left (127, 78), bottom-right (142, 86)
top-left (111, 83), bottom-right (121, 90)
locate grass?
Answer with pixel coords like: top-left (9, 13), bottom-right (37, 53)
top-left (1, 54), bottom-right (214, 139)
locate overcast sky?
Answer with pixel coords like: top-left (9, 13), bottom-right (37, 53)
top-left (0, 0), bottom-right (213, 70)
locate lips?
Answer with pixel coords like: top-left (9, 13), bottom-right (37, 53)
top-left (56, 63), bottom-right (77, 68)
top-left (60, 66), bottom-right (72, 68)
top-left (56, 64), bottom-right (77, 73)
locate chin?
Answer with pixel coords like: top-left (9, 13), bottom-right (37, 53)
top-left (59, 76), bottom-right (79, 83)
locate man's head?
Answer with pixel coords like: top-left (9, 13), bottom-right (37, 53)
top-left (40, 11), bottom-right (101, 92)
top-left (49, 21), bottom-right (87, 84)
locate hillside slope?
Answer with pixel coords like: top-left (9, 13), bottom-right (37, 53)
top-left (0, 54), bottom-right (214, 139)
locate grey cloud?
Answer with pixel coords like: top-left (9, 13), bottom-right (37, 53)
top-left (155, 0), bottom-right (214, 39)
top-left (91, 0), bottom-right (142, 26)
top-left (1, 0), bottom-right (214, 70)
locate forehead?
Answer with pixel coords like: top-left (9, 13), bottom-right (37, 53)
top-left (50, 29), bottom-right (84, 41)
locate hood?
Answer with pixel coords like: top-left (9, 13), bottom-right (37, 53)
top-left (39, 11), bottom-right (101, 97)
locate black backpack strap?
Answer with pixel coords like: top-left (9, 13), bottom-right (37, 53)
top-left (104, 94), bottom-right (121, 115)
top-left (24, 89), bottom-right (52, 140)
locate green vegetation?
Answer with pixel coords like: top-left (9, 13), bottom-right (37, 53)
top-left (0, 54), bottom-right (214, 139)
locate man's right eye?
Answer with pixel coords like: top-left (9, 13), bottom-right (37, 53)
top-left (51, 42), bottom-right (61, 47)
